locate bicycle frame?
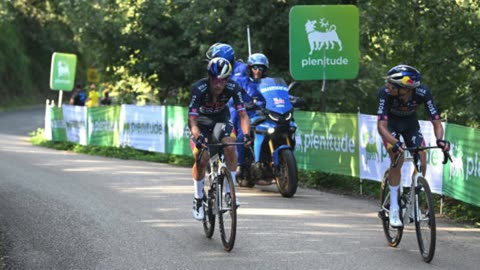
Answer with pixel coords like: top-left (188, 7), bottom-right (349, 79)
top-left (197, 142), bottom-right (244, 251)
top-left (400, 152), bottom-right (422, 224)
top-left (206, 151), bottom-right (227, 215)
top-left (393, 146), bottom-right (450, 224)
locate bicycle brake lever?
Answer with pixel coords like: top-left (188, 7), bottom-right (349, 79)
top-left (442, 151), bottom-right (453, 165)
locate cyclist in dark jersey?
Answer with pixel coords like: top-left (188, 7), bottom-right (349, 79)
top-left (188, 57), bottom-right (251, 220)
top-left (377, 64), bottom-right (450, 228)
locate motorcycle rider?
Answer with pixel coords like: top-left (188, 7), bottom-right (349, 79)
top-left (229, 53), bottom-right (269, 180)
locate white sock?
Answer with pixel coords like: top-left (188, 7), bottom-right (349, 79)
top-left (194, 179), bottom-right (204, 199)
top-left (389, 184), bottom-right (400, 210)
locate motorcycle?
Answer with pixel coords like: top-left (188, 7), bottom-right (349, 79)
top-left (237, 77), bottom-right (301, 197)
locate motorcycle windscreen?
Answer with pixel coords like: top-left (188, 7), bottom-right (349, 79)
top-left (258, 77), bottom-right (293, 114)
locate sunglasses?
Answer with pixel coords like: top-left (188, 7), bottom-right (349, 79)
top-left (212, 77), bottom-right (228, 83)
top-left (251, 65), bottom-right (265, 72)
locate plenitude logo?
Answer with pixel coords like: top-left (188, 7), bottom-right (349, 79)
top-left (289, 5), bottom-right (359, 80)
top-left (447, 143), bottom-right (480, 182)
top-left (295, 126), bottom-right (355, 154)
top-left (123, 122), bottom-right (163, 135)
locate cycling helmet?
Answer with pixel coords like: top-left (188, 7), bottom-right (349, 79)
top-left (386, 64), bottom-right (421, 89)
top-left (207, 57), bottom-right (232, 79)
top-left (247, 53), bottom-right (269, 69)
top-left (207, 43), bottom-right (235, 63)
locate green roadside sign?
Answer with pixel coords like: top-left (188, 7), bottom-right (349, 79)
top-left (289, 5), bottom-right (359, 80)
top-left (50, 52), bottom-right (77, 91)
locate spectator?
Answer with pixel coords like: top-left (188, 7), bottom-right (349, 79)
top-left (100, 91), bottom-right (112, 106)
top-left (85, 83), bottom-right (101, 107)
top-left (69, 83), bottom-right (87, 106)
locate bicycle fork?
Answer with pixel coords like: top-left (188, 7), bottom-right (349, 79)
top-left (401, 173), bottom-right (420, 224)
top-left (207, 154), bottom-right (227, 216)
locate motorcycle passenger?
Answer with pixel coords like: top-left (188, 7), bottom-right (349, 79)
top-left (206, 42), bottom-right (248, 82)
top-left (230, 53), bottom-right (269, 180)
top-left (188, 57), bottom-right (251, 220)
top-left (377, 64), bottom-right (451, 228)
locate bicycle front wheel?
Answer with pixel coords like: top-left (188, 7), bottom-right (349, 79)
top-left (218, 167), bottom-right (237, 252)
top-left (379, 171), bottom-right (403, 247)
top-left (202, 186), bottom-right (215, 239)
top-left (414, 177), bottom-right (436, 263)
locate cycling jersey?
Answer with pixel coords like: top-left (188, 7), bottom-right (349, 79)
top-left (188, 77), bottom-right (246, 121)
top-left (377, 85), bottom-right (440, 121)
top-left (377, 85), bottom-right (440, 149)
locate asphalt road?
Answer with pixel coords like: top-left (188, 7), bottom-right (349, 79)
top-left (0, 107), bottom-right (479, 270)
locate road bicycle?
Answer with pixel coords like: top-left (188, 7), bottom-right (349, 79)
top-left (197, 142), bottom-right (243, 251)
top-left (378, 145), bottom-right (451, 262)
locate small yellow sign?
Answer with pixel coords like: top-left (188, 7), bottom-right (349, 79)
top-left (87, 68), bottom-right (100, 83)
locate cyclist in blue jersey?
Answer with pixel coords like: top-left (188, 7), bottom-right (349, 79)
top-left (377, 64), bottom-right (450, 228)
top-left (188, 57), bottom-right (251, 220)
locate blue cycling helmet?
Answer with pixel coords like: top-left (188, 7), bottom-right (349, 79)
top-left (386, 64), bottom-right (421, 89)
top-left (247, 53), bottom-right (269, 69)
top-left (207, 57), bottom-right (232, 79)
top-left (207, 43), bottom-right (235, 64)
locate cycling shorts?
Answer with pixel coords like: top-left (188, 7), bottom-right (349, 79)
top-left (190, 116), bottom-right (235, 154)
top-left (382, 116), bottom-right (425, 151)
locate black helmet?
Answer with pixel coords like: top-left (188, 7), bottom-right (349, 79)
top-left (386, 65), bottom-right (421, 89)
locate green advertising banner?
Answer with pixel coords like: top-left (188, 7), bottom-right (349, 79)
top-left (443, 124), bottom-right (480, 207)
top-left (166, 106), bottom-right (191, 156)
top-left (289, 5), bottom-right (359, 80)
top-left (294, 111), bottom-right (359, 177)
top-left (87, 106), bottom-right (120, 146)
top-left (50, 52), bottom-right (77, 91)
top-left (50, 107), bottom-right (67, 142)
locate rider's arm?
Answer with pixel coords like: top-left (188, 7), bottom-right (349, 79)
top-left (377, 120), bottom-right (399, 145)
top-left (238, 110), bottom-right (250, 136)
top-left (421, 86), bottom-right (443, 140)
top-left (421, 86), bottom-right (450, 150)
top-left (188, 81), bottom-right (204, 140)
top-left (377, 87), bottom-right (404, 152)
top-left (188, 116), bottom-right (202, 140)
top-left (431, 119), bottom-right (444, 141)
top-left (231, 82), bottom-right (250, 136)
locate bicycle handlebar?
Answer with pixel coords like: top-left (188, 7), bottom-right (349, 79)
top-left (392, 145), bottom-right (453, 168)
top-left (196, 142), bottom-right (250, 163)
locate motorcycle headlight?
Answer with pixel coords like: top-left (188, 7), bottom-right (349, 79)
top-left (268, 113), bottom-right (280, 122)
top-left (285, 112), bottom-right (292, 121)
top-left (267, 127), bottom-right (275, 134)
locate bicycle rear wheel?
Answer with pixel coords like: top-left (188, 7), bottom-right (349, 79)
top-left (218, 167), bottom-right (237, 251)
top-left (202, 186), bottom-right (215, 238)
top-left (414, 177), bottom-right (436, 263)
top-left (379, 170), bottom-right (403, 247)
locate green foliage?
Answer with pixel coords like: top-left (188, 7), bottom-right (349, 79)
top-left (441, 196), bottom-right (480, 224)
top-left (2, 1), bottom-right (480, 125)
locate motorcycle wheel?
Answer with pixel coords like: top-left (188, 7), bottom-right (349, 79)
top-left (275, 149), bottom-right (298, 197)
